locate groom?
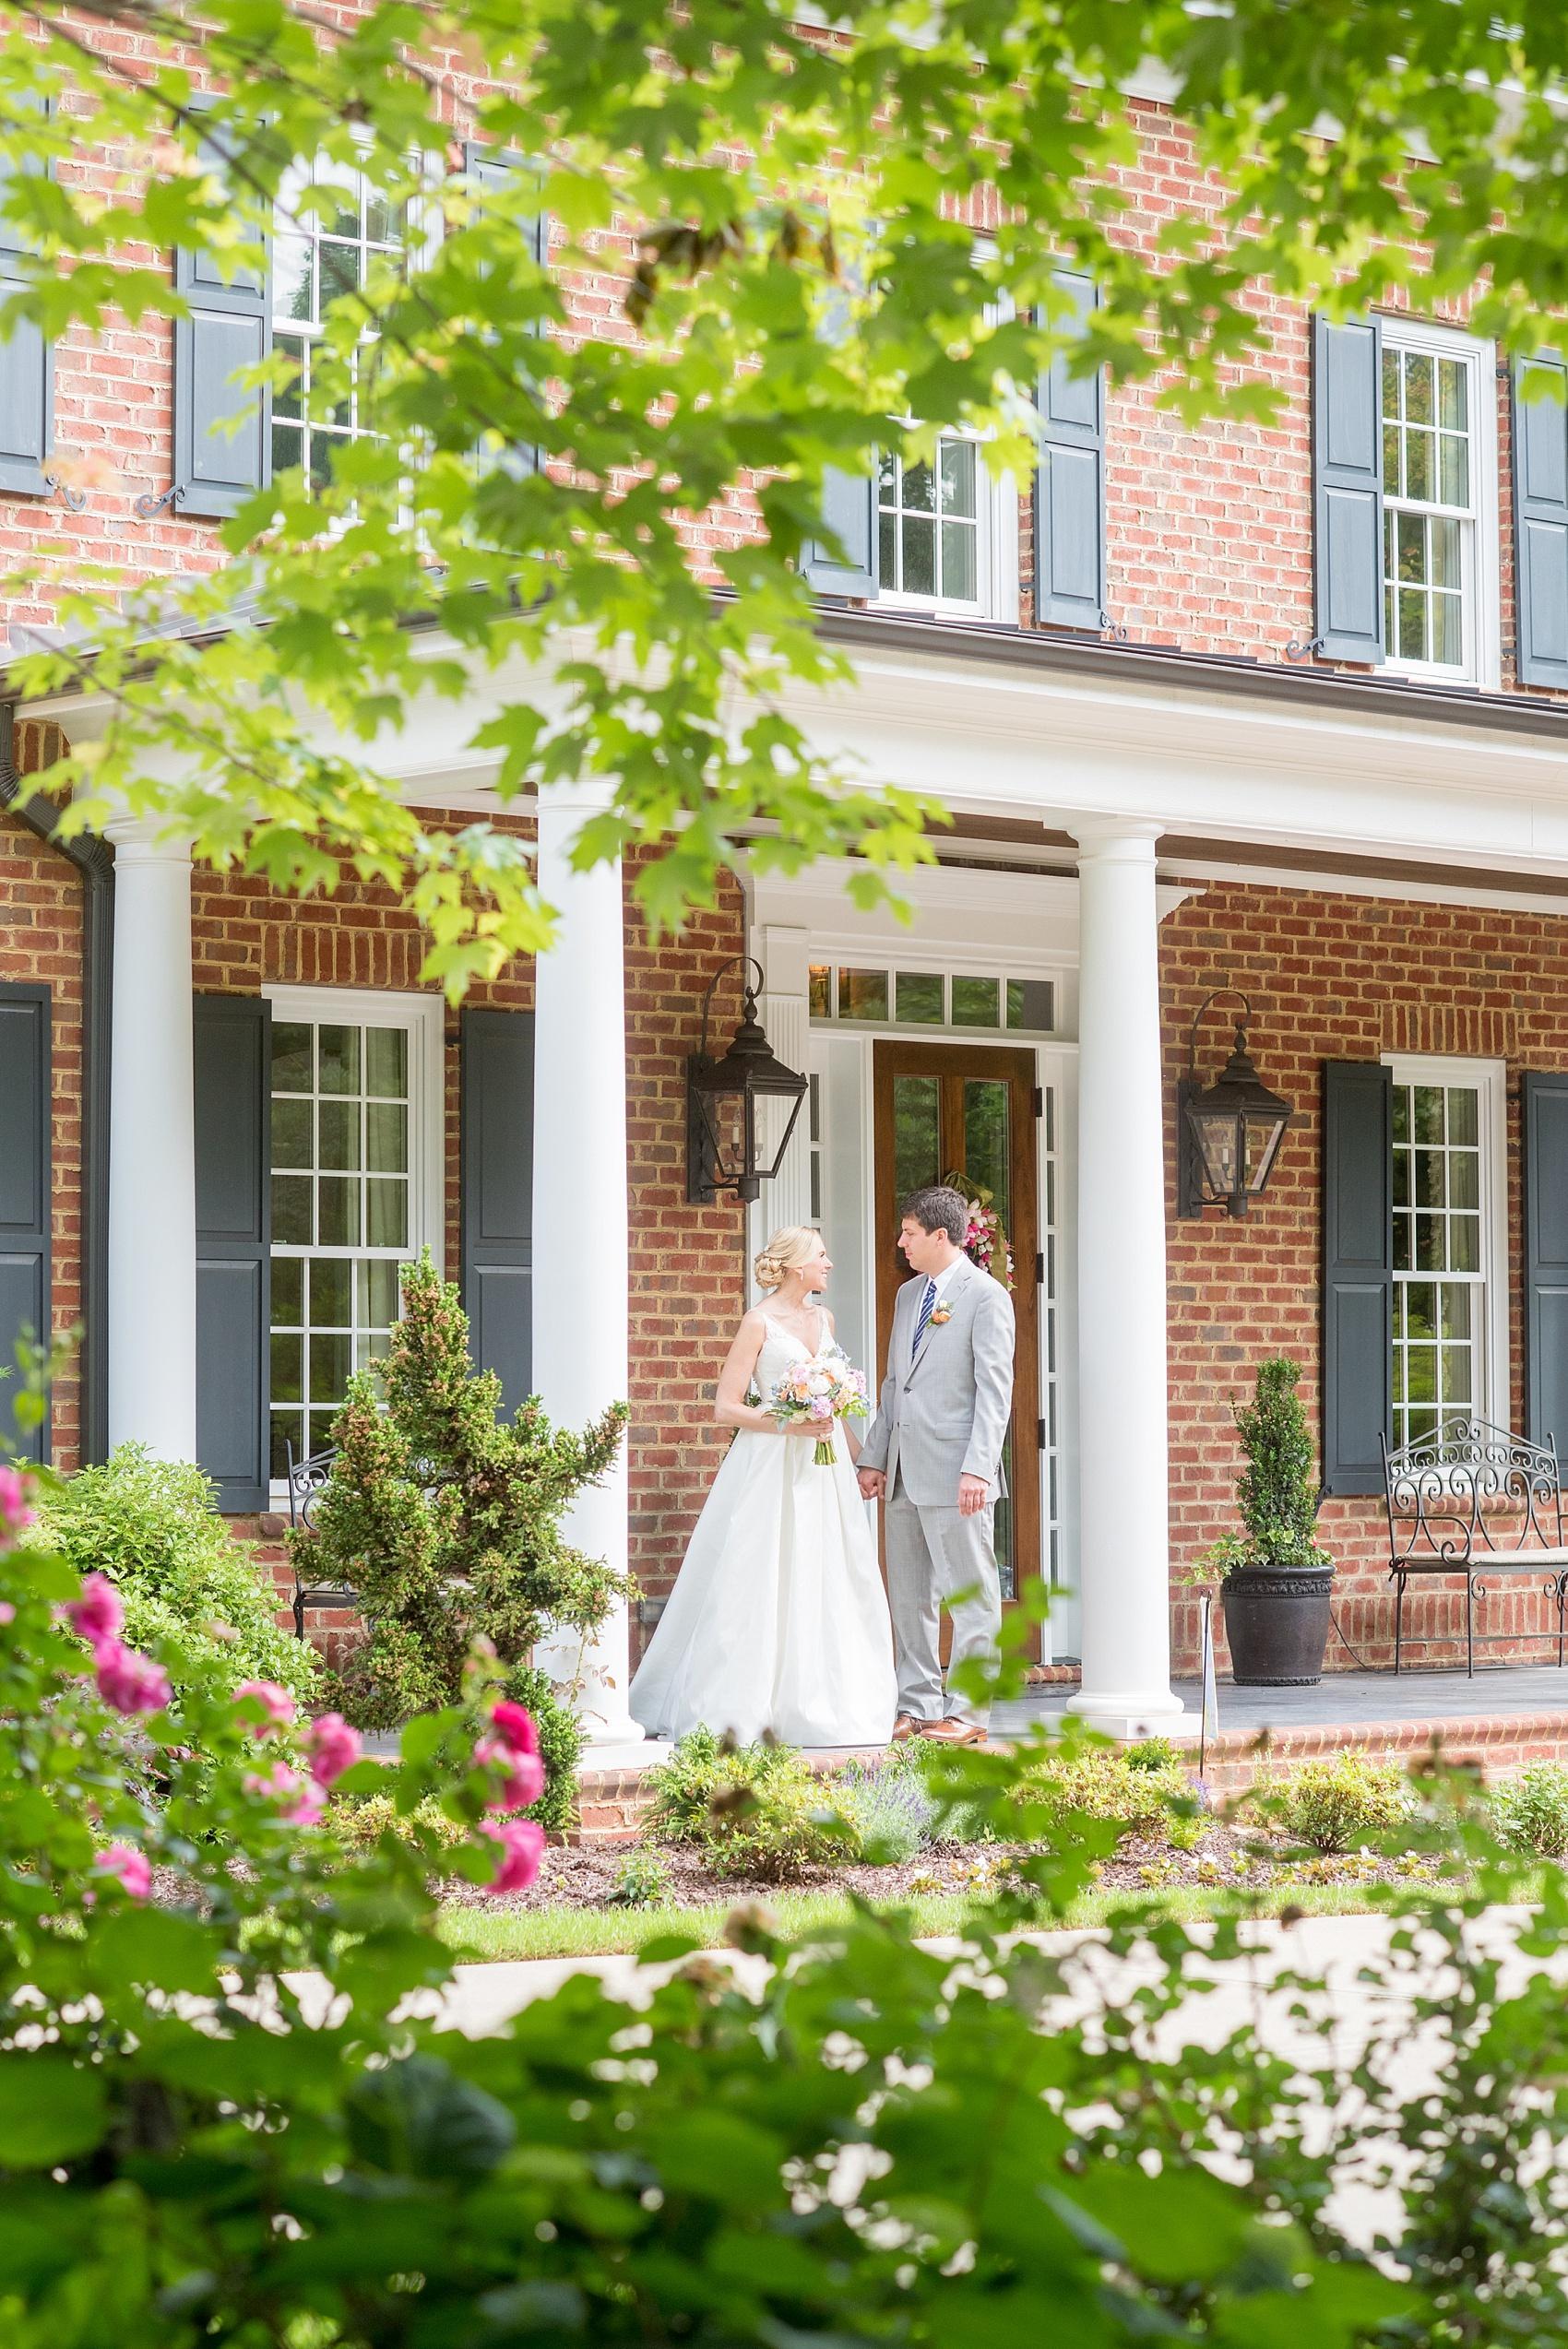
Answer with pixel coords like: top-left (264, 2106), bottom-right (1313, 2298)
top-left (858, 1184), bottom-right (1016, 1748)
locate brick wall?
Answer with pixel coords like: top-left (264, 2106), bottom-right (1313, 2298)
top-left (1164, 875), bottom-right (1568, 1675)
top-left (188, 829), bottom-right (749, 1616)
top-left (0, 718), bottom-right (86, 1465)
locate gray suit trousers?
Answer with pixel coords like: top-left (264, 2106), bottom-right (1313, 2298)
top-left (885, 1471), bottom-right (1002, 1728)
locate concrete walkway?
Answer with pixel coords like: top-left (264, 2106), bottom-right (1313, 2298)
top-left (996, 1663), bottom-right (1568, 1740)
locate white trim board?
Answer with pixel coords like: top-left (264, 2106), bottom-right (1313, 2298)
top-left (1161, 857), bottom-right (1568, 923)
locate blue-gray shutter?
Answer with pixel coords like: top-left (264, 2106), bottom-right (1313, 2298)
top-left (0, 984), bottom-right (50, 1462)
top-left (195, 994), bottom-right (271, 1511)
top-left (461, 1007), bottom-right (535, 1414)
top-left (172, 101), bottom-right (271, 518)
top-left (0, 93), bottom-right (53, 495)
top-left (1034, 267), bottom-right (1105, 630)
top-left (1312, 313), bottom-right (1385, 663)
top-left (1523, 1072), bottom-right (1568, 1453)
top-left (1513, 354), bottom-right (1568, 690)
top-left (1322, 1059), bottom-right (1393, 1494)
top-left (802, 464), bottom-right (880, 598)
top-left (461, 141), bottom-right (548, 478)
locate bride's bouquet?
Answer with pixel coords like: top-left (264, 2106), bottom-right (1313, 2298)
top-left (769, 1345), bottom-right (870, 1465)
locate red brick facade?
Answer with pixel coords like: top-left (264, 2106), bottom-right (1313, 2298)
top-left (1165, 878), bottom-right (1568, 1676)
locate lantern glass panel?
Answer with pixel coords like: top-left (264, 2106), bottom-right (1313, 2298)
top-left (1248, 1114), bottom-right (1289, 1193)
top-left (1194, 1108), bottom-right (1242, 1201)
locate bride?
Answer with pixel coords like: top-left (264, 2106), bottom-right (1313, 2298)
top-left (629, 1226), bottom-right (897, 1748)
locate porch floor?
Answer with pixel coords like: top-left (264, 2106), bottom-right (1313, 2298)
top-left (999, 1661), bottom-right (1568, 1743)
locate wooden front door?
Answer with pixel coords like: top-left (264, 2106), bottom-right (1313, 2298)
top-left (872, 1039), bottom-right (1041, 1655)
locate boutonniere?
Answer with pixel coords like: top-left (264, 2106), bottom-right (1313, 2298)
top-left (929, 1305), bottom-right (953, 1327)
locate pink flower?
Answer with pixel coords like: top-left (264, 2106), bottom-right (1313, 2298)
top-left (244, 1762), bottom-right (326, 1826)
top-left (479, 1816), bottom-right (545, 1894)
top-left (94, 1640), bottom-right (172, 1716)
top-left (473, 1734), bottom-right (545, 1813)
top-left (66, 1572), bottom-right (123, 1645)
top-left (0, 1603), bottom-right (15, 1626)
top-left (488, 1700), bottom-right (539, 1758)
top-left (234, 1679), bottom-right (296, 1736)
top-left (0, 1465), bottom-right (34, 1541)
top-left (303, 1712), bottom-right (362, 1788)
top-left (90, 1842), bottom-right (151, 1900)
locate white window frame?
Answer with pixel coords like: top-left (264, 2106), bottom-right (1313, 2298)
top-left (1384, 1051), bottom-right (1509, 1445)
top-left (874, 269), bottom-right (1021, 624)
top-left (1380, 316), bottom-right (1501, 691)
top-left (269, 142), bottom-right (443, 493)
top-left (262, 983), bottom-right (445, 1491)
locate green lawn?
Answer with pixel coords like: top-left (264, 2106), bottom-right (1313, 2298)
top-left (437, 1876), bottom-right (1400, 1964)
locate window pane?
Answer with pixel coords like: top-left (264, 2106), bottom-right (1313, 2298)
top-left (1441, 1285), bottom-right (1472, 1339)
top-left (1450, 1215), bottom-right (1480, 1273)
top-left (366, 1101), bottom-right (408, 1173)
top-left (1392, 1086), bottom-right (1410, 1143)
top-left (1415, 1213), bottom-right (1443, 1270)
top-left (272, 1255), bottom-right (303, 1327)
top-left (1006, 978), bottom-right (1054, 1030)
top-left (1432, 591), bottom-right (1463, 668)
top-left (309, 1409), bottom-right (340, 1455)
top-left (1393, 1211), bottom-right (1412, 1272)
top-left (1431, 517), bottom-right (1460, 587)
top-left (365, 1027), bottom-right (408, 1098)
top-left (837, 969), bottom-right (888, 1021)
top-left (1446, 1087), bottom-right (1479, 1145)
top-left (1406, 1281), bottom-right (1436, 1339)
top-left (365, 1179), bottom-right (409, 1250)
top-left (940, 519), bottom-right (977, 603)
top-left (310, 1332), bottom-right (352, 1405)
top-left (904, 458), bottom-right (935, 514)
top-left (1405, 426), bottom-right (1432, 504)
top-left (270, 1333), bottom-right (303, 1404)
top-left (272, 1097), bottom-right (313, 1170)
top-left (951, 976), bottom-right (1000, 1027)
top-left (1405, 351), bottom-right (1433, 424)
top-left (808, 965), bottom-right (831, 1018)
top-left (1393, 1149), bottom-right (1411, 1207)
top-left (893, 1075), bottom-right (940, 1199)
top-left (1442, 1345), bottom-right (1474, 1406)
top-left (1407, 1344), bottom-right (1437, 1405)
top-left (808, 1072), bottom-right (820, 1145)
top-left (901, 514), bottom-right (936, 598)
top-left (939, 437), bottom-right (976, 518)
top-left (1383, 420), bottom-right (1399, 495)
top-left (272, 1021), bottom-right (314, 1092)
top-left (310, 1255), bottom-right (353, 1328)
top-left (270, 1413), bottom-right (303, 1480)
top-left (1438, 357), bottom-right (1468, 431)
top-left (1439, 431), bottom-right (1468, 507)
top-left (358, 1258), bottom-right (400, 1327)
top-left (1413, 1151), bottom-right (1444, 1207)
top-left (1381, 347), bottom-right (1399, 421)
top-left (274, 234), bottom-right (315, 326)
top-left (895, 971), bottom-right (944, 1025)
top-left (318, 1099), bottom-right (362, 1171)
top-left (1398, 587), bottom-right (1425, 659)
top-left (271, 1174), bottom-right (312, 1246)
top-left (1397, 508), bottom-right (1426, 580)
top-left (963, 1079), bottom-right (1009, 1205)
top-left (318, 1177), bottom-right (361, 1247)
top-left (1413, 1086), bottom-right (1445, 1145)
top-left (1449, 1151), bottom-right (1479, 1209)
top-left (318, 1025), bottom-right (361, 1095)
top-left (877, 508), bottom-right (897, 587)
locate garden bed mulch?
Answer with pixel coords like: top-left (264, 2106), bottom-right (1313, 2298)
top-left (451, 1821), bottom-right (1435, 1917)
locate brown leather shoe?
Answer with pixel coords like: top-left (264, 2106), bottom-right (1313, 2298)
top-left (889, 1714), bottom-right (920, 1745)
top-left (919, 1717), bottom-right (986, 1747)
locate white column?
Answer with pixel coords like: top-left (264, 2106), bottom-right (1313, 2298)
top-left (106, 822), bottom-right (197, 1461)
top-left (530, 783), bottom-right (642, 1747)
top-left (1069, 821), bottom-right (1183, 1735)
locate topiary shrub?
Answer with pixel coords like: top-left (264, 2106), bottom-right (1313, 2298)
top-left (1273, 1752), bottom-right (1413, 1854)
top-left (306, 1252), bottom-right (623, 1822)
top-left (1492, 1762), bottom-right (1568, 1858)
top-left (647, 1727), bottom-right (855, 1880)
top-left (33, 1443), bottom-right (316, 1709)
top-left (1201, 1357), bottom-right (1331, 1577)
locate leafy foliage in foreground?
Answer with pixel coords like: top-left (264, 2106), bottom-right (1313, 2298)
top-left (6, 4), bottom-right (1568, 968)
top-left (5, 1476), bottom-right (1568, 2342)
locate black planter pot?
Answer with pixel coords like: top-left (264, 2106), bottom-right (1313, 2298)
top-left (1220, 1562), bottom-right (1333, 1687)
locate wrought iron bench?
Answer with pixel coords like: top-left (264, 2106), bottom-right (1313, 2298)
top-left (1381, 1418), bottom-right (1568, 1676)
top-left (282, 1441), bottom-right (357, 1640)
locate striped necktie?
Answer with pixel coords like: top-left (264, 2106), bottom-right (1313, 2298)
top-left (912, 1277), bottom-right (937, 1355)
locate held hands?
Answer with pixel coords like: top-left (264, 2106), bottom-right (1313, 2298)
top-left (957, 1474), bottom-right (990, 1517)
top-left (857, 1467), bottom-right (886, 1501)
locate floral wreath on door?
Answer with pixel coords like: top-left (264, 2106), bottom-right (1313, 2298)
top-left (941, 1169), bottom-right (1016, 1290)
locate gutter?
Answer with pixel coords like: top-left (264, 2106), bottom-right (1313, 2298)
top-left (0, 705), bottom-right (112, 1468)
top-left (814, 603), bottom-right (1568, 747)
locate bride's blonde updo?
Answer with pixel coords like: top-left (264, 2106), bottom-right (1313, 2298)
top-left (754, 1226), bottom-right (820, 1294)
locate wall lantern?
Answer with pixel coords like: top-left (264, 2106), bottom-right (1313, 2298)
top-left (1177, 988), bottom-right (1296, 1219)
top-left (686, 956), bottom-right (809, 1206)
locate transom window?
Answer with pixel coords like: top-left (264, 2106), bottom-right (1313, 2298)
top-left (267, 995), bottom-right (440, 1477)
top-left (809, 965), bottom-right (1053, 1033)
top-left (1389, 1062), bottom-right (1504, 1451)
top-left (272, 155), bottom-right (409, 489)
top-left (1380, 327), bottom-right (1493, 681)
top-left (878, 438), bottom-right (981, 607)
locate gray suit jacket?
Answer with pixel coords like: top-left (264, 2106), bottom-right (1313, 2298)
top-left (860, 1258), bottom-right (1016, 1508)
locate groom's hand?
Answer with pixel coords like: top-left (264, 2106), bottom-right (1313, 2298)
top-left (857, 1467), bottom-right (885, 1501)
top-left (957, 1474), bottom-right (990, 1517)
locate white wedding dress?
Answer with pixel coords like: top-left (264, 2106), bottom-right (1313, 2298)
top-left (629, 1315), bottom-right (897, 1748)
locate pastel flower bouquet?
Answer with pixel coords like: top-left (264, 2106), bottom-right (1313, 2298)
top-left (769, 1345), bottom-right (871, 1465)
